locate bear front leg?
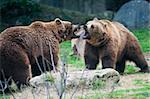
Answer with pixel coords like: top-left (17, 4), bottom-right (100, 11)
top-left (84, 43), bottom-right (99, 70)
top-left (116, 59), bottom-right (126, 74)
top-left (102, 56), bottom-right (116, 69)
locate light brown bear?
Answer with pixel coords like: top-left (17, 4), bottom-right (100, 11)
top-left (76, 18), bottom-right (149, 73)
top-left (0, 18), bottom-right (77, 90)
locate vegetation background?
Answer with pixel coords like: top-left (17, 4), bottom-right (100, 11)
top-left (0, 0), bottom-right (135, 32)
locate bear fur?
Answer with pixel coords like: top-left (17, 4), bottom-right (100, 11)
top-left (0, 18), bottom-right (76, 89)
top-left (77, 18), bottom-right (149, 73)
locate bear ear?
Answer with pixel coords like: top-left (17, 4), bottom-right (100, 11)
top-left (93, 17), bottom-right (98, 21)
top-left (55, 18), bottom-right (62, 25)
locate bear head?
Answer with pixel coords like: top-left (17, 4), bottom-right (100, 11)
top-left (75, 18), bottom-right (110, 46)
top-left (30, 18), bottom-right (80, 43)
top-left (49, 18), bottom-right (80, 42)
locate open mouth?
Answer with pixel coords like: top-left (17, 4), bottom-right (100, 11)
top-left (80, 25), bottom-right (91, 39)
top-left (81, 33), bottom-right (91, 39)
top-left (72, 25), bottom-right (91, 40)
top-left (78, 30), bottom-right (91, 39)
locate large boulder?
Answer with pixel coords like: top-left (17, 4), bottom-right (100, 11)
top-left (113, 0), bottom-right (150, 29)
top-left (7, 69), bottom-right (119, 98)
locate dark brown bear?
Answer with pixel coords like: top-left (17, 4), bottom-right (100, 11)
top-left (0, 18), bottom-right (77, 90)
top-left (76, 18), bottom-right (149, 73)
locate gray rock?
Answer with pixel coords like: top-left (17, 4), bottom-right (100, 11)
top-left (113, 0), bottom-right (150, 29)
top-left (30, 68), bottom-right (120, 89)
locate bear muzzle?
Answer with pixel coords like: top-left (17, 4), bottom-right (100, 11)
top-left (74, 25), bottom-right (91, 40)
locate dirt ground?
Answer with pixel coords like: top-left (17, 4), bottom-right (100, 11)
top-left (115, 53), bottom-right (150, 90)
top-left (115, 73), bottom-right (150, 90)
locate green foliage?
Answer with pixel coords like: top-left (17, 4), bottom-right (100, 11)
top-left (39, 4), bottom-right (93, 24)
top-left (0, 0), bottom-right (41, 15)
top-left (0, 1), bottom-right (93, 32)
top-left (0, 0), bottom-right (42, 31)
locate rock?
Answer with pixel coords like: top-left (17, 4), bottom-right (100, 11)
top-left (113, 0), bottom-right (150, 29)
top-left (97, 11), bottom-right (114, 20)
top-left (30, 68), bottom-right (120, 89)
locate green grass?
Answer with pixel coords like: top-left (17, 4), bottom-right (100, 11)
top-left (0, 95), bottom-right (10, 99)
top-left (77, 90), bottom-right (150, 99)
top-left (124, 65), bottom-right (139, 74)
top-left (132, 28), bottom-right (150, 52)
top-left (134, 79), bottom-right (150, 87)
top-left (77, 83), bottom-right (150, 99)
top-left (108, 79), bottom-right (150, 98)
top-left (60, 41), bottom-right (84, 68)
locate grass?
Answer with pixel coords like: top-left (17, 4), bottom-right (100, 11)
top-left (132, 28), bottom-right (150, 52)
top-left (133, 79), bottom-right (150, 87)
top-left (77, 92), bottom-right (149, 99)
top-left (60, 41), bottom-right (84, 69)
top-left (77, 80), bottom-right (150, 99)
top-left (108, 79), bottom-right (150, 98)
top-left (0, 96), bottom-right (10, 99)
top-left (124, 65), bottom-right (139, 74)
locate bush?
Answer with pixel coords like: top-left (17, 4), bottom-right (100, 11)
top-left (0, 0), bottom-right (41, 31)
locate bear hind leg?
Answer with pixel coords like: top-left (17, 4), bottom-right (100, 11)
top-left (127, 45), bottom-right (149, 73)
top-left (129, 55), bottom-right (149, 73)
top-left (9, 44), bottom-right (32, 89)
top-left (13, 64), bottom-right (31, 90)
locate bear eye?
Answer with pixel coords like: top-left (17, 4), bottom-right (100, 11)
top-left (83, 25), bottom-right (87, 29)
top-left (74, 28), bottom-right (78, 32)
top-left (59, 30), bottom-right (63, 33)
top-left (91, 25), bottom-right (94, 29)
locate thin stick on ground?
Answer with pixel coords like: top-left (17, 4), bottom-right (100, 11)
top-left (49, 42), bottom-right (57, 73)
top-left (39, 37), bottom-right (46, 72)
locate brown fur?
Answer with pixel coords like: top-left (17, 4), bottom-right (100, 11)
top-left (0, 18), bottom-right (75, 90)
top-left (83, 18), bottom-right (149, 73)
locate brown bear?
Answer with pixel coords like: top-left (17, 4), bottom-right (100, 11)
top-left (0, 18), bottom-right (78, 90)
top-left (75, 18), bottom-right (149, 73)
